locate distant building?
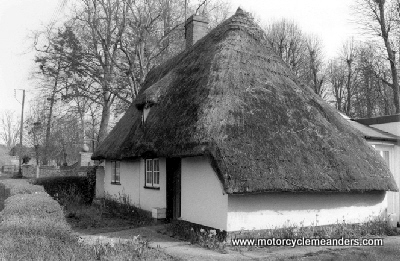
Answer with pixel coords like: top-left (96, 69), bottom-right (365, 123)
top-left (351, 114), bottom-right (400, 225)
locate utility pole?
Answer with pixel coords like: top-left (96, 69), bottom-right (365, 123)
top-left (15, 89), bottom-right (25, 178)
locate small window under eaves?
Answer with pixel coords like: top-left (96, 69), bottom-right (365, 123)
top-left (142, 105), bottom-right (151, 124)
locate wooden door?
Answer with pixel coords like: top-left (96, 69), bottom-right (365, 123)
top-left (166, 158), bottom-right (181, 220)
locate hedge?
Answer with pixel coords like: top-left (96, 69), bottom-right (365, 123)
top-left (0, 179), bottom-right (94, 260)
top-left (31, 174), bottom-right (95, 204)
top-left (0, 179), bottom-right (173, 260)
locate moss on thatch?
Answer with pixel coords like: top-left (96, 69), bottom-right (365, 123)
top-left (93, 9), bottom-right (398, 193)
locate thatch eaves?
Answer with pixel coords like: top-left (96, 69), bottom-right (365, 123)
top-left (93, 9), bottom-right (398, 193)
top-left (92, 103), bottom-right (140, 160)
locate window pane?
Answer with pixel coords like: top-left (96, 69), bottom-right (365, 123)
top-left (154, 171), bottom-right (159, 185)
top-left (382, 151), bottom-right (390, 165)
top-left (116, 162), bottom-right (120, 182)
top-left (147, 171), bottom-right (153, 184)
top-left (111, 161), bottom-right (116, 182)
top-left (153, 159), bottom-right (159, 171)
top-left (146, 159), bottom-right (153, 171)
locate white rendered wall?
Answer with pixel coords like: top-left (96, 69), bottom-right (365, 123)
top-left (371, 142), bottom-right (400, 224)
top-left (181, 156), bottom-right (228, 230)
top-left (227, 192), bottom-right (387, 231)
top-left (103, 159), bottom-right (166, 212)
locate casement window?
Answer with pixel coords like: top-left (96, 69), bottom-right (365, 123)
top-left (111, 161), bottom-right (120, 184)
top-left (372, 145), bottom-right (391, 169)
top-left (379, 150), bottom-right (390, 165)
top-left (145, 158), bottom-right (160, 189)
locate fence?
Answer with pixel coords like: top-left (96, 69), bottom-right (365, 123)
top-left (22, 164), bottom-right (93, 178)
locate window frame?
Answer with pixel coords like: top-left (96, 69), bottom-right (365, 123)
top-left (111, 161), bottom-right (121, 185)
top-left (372, 144), bottom-right (392, 170)
top-left (144, 158), bottom-right (160, 189)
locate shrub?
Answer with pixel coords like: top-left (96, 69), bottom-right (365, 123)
top-left (87, 166), bottom-right (96, 198)
top-left (103, 193), bottom-right (152, 223)
top-left (168, 220), bottom-right (227, 251)
top-left (31, 176), bottom-right (95, 204)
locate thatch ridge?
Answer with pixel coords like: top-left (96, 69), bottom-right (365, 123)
top-left (93, 9), bottom-right (398, 193)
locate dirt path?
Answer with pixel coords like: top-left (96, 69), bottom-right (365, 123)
top-left (75, 226), bottom-right (400, 261)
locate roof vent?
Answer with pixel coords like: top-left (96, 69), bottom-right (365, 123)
top-left (184, 15), bottom-right (208, 49)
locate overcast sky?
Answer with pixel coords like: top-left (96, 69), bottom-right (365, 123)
top-left (0, 0), bottom-right (359, 116)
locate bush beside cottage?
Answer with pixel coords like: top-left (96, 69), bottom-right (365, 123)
top-left (31, 174), bottom-right (96, 204)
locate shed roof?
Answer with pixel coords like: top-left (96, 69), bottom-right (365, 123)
top-left (355, 114), bottom-right (400, 125)
top-left (349, 120), bottom-right (400, 142)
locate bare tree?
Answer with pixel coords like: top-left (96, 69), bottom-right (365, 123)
top-left (327, 59), bottom-right (347, 112)
top-left (265, 19), bottom-right (307, 76)
top-left (304, 35), bottom-right (326, 97)
top-left (356, 0), bottom-right (400, 113)
top-left (342, 39), bottom-right (356, 115)
top-left (0, 110), bottom-right (20, 150)
top-left (32, 0), bottom-right (232, 145)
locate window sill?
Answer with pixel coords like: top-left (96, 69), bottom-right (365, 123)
top-left (111, 182), bottom-right (121, 185)
top-left (144, 186), bottom-right (160, 190)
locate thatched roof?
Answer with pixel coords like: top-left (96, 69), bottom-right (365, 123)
top-left (93, 8), bottom-right (398, 193)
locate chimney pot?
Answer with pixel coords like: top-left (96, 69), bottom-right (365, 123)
top-left (185, 15), bottom-right (208, 49)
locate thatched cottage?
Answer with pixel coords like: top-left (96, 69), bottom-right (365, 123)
top-left (349, 115), bottom-right (400, 226)
top-left (92, 9), bottom-right (397, 231)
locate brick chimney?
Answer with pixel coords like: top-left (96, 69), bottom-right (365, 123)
top-left (184, 15), bottom-right (208, 49)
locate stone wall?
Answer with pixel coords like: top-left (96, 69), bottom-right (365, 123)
top-left (22, 165), bottom-right (78, 178)
top-left (1, 165), bottom-right (18, 174)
